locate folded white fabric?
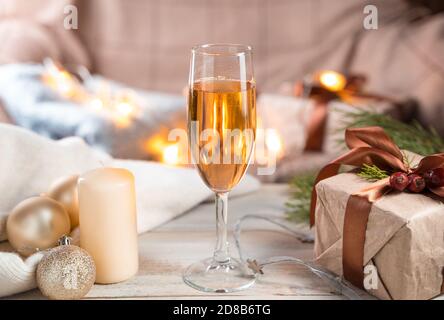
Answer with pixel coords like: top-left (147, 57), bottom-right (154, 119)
top-left (0, 251), bottom-right (44, 298)
top-left (0, 124), bottom-right (260, 297)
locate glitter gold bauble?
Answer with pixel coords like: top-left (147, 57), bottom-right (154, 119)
top-left (6, 196), bottom-right (71, 257)
top-left (48, 175), bottom-right (80, 229)
top-left (37, 237), bottom-right (96, 300)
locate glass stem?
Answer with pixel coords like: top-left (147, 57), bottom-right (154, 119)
top-left (214, 192), bottom-right (230, 264)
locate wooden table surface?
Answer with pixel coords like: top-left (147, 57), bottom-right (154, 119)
top-left (9, 184), bottom-right (344, 300)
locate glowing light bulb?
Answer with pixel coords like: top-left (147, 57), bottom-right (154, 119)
top-left (144, 136), bottom-right (164, 155)
top-left (318, 71), bottom-right (346, 92)
top-left (163, 144), bottom-right (179, 165)
top-left (115, 101), bottom-right (134, 117)
top-left (89, 98), bottom-right (104, 111)
top-left (113, 99), bottom-right (136, 128)
top-left (265, 130), bottom-right (283, 154)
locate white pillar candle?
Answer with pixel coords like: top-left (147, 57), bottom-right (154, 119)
top-left (78, 167), bottom-right (138, 284)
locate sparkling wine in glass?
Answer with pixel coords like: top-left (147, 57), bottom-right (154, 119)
top-left (184, 44), bottom-right (257, 292)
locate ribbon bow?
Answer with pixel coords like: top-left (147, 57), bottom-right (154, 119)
top-left (310, 126), bottom-right (444, 289)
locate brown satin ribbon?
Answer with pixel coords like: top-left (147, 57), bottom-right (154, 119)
top-left (342, 195), bottom-right (372, 287)
top-left (310, 126), bottom-right (444, 289)
top-left (304, 99), bottom-right (329, 151)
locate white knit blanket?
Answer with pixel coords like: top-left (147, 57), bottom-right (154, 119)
top-left (0, 124), bottom-right (259, 297)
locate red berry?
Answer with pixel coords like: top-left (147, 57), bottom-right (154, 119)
top-left (389, 172), bottom-right (409, 191)
top-left (408, 174), bottom-right (426, 193)
top-left (423, 168), bottom-right (444, 188)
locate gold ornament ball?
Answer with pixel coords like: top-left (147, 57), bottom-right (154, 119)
top-left (37, 241), bottom-right (96, 300)
top-left (48, 175), bottom-right (80, 229)
top-left (6, 196), bottom-right (71, 257)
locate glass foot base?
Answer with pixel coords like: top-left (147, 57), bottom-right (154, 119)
top-left (183, 257), bottom-right (256, 293)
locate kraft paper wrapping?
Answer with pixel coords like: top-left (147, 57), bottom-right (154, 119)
top-left (314, 171), bottom-right (444, 300)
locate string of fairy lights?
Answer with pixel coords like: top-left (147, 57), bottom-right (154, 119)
top-left (42, 59), bottom-right (346, 167)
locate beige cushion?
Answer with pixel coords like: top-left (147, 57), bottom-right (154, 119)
top-left (1, 0), bottom-right (444, 135)
top-left (0, 19), bottom-right (61, 64)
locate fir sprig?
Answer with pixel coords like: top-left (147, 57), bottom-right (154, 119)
top-left (286, 173), bottom-right (316, 223)
top-left (357, 164), bottom-right (389, 181)
top-left (337, 110), bottom-right (444, 155)
top-left (285, 164), bottom-right (388, 223)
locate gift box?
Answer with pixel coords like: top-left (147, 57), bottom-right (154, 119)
top-left (312, 128), bottom-right (444, 300)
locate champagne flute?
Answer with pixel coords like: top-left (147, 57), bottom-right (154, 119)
top-left (184, 44), bottom-right (257, 293)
